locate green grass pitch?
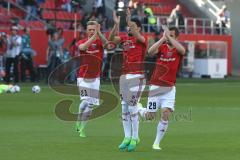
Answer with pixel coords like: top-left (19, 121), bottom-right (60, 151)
top-left (1, 78), bottom-right (240, 160)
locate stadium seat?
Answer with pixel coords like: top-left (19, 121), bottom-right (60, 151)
top-left (43, 10), bottom-right (81, 21)
top-left (41, 0), bottom-right (56, 10)
top-left (42, 11), bottom-right (55, 20)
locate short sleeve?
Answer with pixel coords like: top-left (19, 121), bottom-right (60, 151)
top-left (76, 39), bottom-right (84, 47)
top-left (158, 44), bottom-right (165, 55)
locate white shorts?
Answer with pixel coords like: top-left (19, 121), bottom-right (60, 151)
top-left (77, 77), bottom-right (100, 105)
top-left (120, 74), bottom-right (146, 106)
top-left (147, 85), bottom-right (176, 112)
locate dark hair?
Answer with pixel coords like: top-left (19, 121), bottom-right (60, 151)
top-left (169, 27), bottom-right (179, 37)
top-left (131, 18), bottom-right (142, 29)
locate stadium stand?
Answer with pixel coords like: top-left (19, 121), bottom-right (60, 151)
top-left (138, 0), bottom-right (192, 16)
top-left (0, 0), bottom-right (82, 29)
top-left (40, 0), bottom-right (82, 29)
top-left (0, 0), bottom-right (233, 78)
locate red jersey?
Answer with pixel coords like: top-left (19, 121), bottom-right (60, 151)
top-left (120, 35), bottom-right (147, 75)
top-left (150, 44), bottom-right (182, 86)
top-left (77, 38), bottom-right (103, 79)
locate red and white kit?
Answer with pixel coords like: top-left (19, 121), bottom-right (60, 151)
top-left (76, 38), bottom-right (103, 105)
top-left (147, 44), bottom-right (183, 112)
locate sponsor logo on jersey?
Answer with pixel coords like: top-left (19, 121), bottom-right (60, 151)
top-left (86, 50), bottom-right (100, 54)
top-left (160, 57), bottom-right (176, 62)
top-left (122, 40), bottom-right (135, 51)
top-left (166, 52), bottom-right (173, 57)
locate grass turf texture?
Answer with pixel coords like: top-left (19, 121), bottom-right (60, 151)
top-left (0, 78), bottom-right (240, 160)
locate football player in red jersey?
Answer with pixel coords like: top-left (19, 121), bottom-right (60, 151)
top-left (140, 26), bottom-right (186, 150)
top-left (109, 9), bottom-right (148, 152)
top-left (75, 21), bottom-right (108, 138)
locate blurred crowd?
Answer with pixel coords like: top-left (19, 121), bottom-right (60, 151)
top-left (0, 0), bottom-right (194, 83)
top-left (0, 0), bottom-right (230, 35)
top-left (115, 0), bottom-right (186, 33)
top-left (0, 26), bottom-right (36, 83)
top-left (0, 25), bottom-right (75, 83)
top-left (0, 0), bottom-right (231, 83)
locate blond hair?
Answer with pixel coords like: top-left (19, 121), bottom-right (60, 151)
top-left (87, 21), bottom-right (98, 26)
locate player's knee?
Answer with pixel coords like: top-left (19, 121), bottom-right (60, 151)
top-left (161, 108), bottom-right (172, 121)
top-left (145, 112), bottom-right (157, 120)
top-left (79, 100), bottom-right (89, 111)
top-left (83, 106), bottom-right (93, 116)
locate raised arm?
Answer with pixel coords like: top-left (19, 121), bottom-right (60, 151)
top-left (46, 46), bottom-right (50, 62)
top-left (126, 8), bottom-right (145, 43)
top-left (79, 28), bottom-right (98, 51)
top-left (96, 23), bottom-right (109, 48)
top-left (148, 36), bottom-right (166, 56)
top-left (167, 36), bottom-right (185, 55)
top-left (108, 11), bottom-right (121, 44)
top-left (164, 27), bottom-right (186, 55)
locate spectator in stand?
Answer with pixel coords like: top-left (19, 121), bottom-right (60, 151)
top-left (46, 31), bottom-right (64, 82)
top-left (128, 0), bottom-right (145, 19)
top-left (45, 20), bottom-right (57, 37)
top-left (168, 4), bottom-right (184, 29)
top-left (61, 0), bottom-right (72, 12)
top-left (35, 0), bottom-right (45, 19)
top-left (216, 5), bottom-right (230, 34)
top-left (0, 32), bottom-right (7, 56)
top-left (0, 32), bottom-right (7, 80)
top-left (37, 6), bottom-right (43, 19)
top-left (24, 0), bottom-right (38, 21)
top-left (93, 0), bottom-right (105, 17)
top-left (143, 3), bottom-right (156, 32)
top-left (16, 0), bottom-right (23, 6)
top-left (20, 27), bottom-right (36, 82)
top-left (5, 26), bottom-right (22, 83)
top-left (57, 27), bottom-right (65, 46)
top-left (71, 0), bottom-right (85, 13)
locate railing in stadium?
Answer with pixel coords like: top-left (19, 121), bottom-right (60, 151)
top-left (2, 0), bottom-right (46, 29)
top-left (141, 16), bottom-right (231, 35)
top-left (2, 1), bottom-right (231, 35)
